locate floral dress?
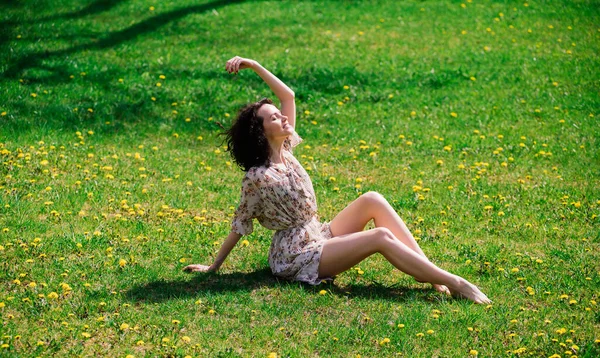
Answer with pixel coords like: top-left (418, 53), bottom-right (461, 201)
top-left (230, 129), bottom-right (335, 285)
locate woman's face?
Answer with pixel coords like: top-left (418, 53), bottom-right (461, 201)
top-left (257, 103), bottom-right (293, 141)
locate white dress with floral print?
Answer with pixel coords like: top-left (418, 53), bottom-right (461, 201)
top-left (230, 129), bottom-right (335, 285)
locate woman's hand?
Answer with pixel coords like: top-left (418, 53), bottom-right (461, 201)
top-left (182, 263), bottom-right (218, 273)
top-left (225, 56), bottom-right (256, 74)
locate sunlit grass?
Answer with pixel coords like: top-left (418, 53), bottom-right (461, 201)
top-left (1, 0), bottom-right (599, 356)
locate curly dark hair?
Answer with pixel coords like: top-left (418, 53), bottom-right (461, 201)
top-left (218, 98), bottom-right (276, 172)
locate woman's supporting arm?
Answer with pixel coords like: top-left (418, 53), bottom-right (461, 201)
top-left (210, 230), bottom-right (243, 271)
top-left (183, 230), bottom-right (243, 273)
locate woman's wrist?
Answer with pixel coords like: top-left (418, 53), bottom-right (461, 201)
top-left (210, 261), bottom-right (221, 271)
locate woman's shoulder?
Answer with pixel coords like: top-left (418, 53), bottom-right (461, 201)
top-left (244, 166), bottom-right (272, 185)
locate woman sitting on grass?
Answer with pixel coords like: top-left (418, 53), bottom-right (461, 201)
top-left (184, 56), bottom-right (491, 304)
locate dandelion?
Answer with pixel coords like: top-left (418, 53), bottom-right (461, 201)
top-left (469, 350), bottom-right (478, 356)
top-left (319, 290), bottom-right (327, 295)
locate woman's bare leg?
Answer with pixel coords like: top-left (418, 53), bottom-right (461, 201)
top-left (318, 227), bottom-right (491, 304)
top-left (328, 192), bottom-right (449, 293)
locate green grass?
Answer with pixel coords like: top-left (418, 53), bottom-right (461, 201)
top-left (1, 0), bottom-right (599, 356)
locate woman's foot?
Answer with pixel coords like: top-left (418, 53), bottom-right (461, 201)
top-left (414, 278), bottom-right (451, 295)
top-left (447, 278), bottom-right (492, 304)
top-left (433, 284), bottom-right (451, 295)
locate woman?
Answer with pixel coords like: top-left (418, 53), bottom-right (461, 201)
top-left (184, 56), bottom-right (491, 304)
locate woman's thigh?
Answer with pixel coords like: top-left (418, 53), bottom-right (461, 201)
top-left (318, 227), bottom-right (390, 279)
top-left (328, 192), bottom-right (379, 237)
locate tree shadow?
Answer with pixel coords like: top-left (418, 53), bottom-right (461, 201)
top-left (1, 0), bottom-right (249, 80)
top-left (1, 0), bottom-right (124, 26)
top-left (123, 267), bottom-right (442, 304)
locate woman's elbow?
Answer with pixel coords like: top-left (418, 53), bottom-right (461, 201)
top-left (281, 92), bottom-right (295, 101)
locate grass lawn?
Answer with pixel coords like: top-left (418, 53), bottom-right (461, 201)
top-left (1, 0), bottom-right (599, 356)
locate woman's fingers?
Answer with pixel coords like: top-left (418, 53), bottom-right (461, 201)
top-left (183, 264), bottom-right (210, 273)
top-left (225, 56), bottom-right (249, 74)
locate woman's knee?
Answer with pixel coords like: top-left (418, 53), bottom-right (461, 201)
top-left (372, 227), bottom-right (395, 250)
top-left (361, 191), bottom-right (387, 212)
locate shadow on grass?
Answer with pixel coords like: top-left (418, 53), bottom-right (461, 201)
top-left (124, 267), bottom-right (441, 304)
top-left (1, 0), bottom-right (249, 80)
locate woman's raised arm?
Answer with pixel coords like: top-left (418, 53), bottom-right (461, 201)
top-left (225, 56), bottom-right (296, 129)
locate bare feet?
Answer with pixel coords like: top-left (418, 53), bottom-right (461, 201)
top-left (447, 278), bottom-right (492, 304)
top-left (414, 278), bottom-right (451, 296)
top-left (433, 284), bottom-right (451, 296)
top-left (182, 264), bottom-right (214, 273)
